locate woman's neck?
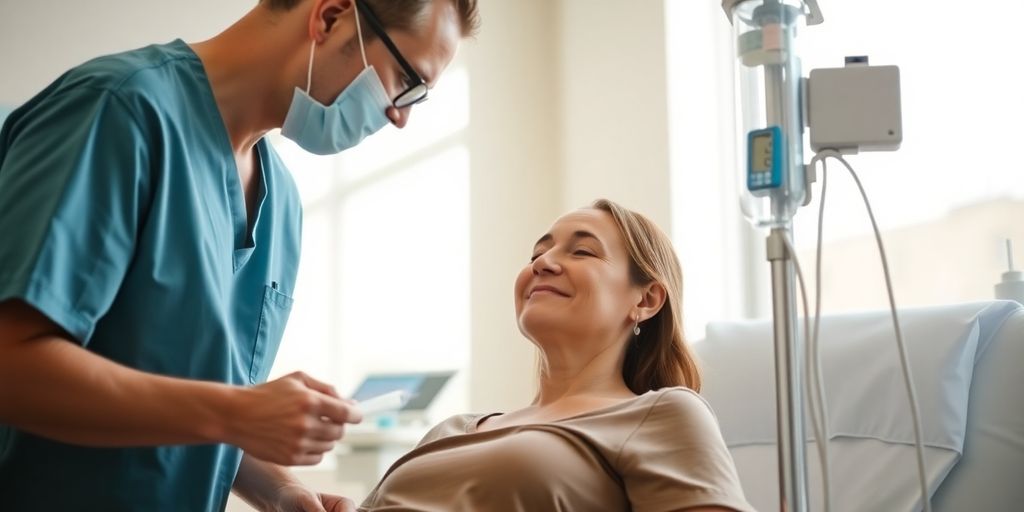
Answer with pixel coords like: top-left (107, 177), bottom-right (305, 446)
top-left (532, 333), bottom-right (635, 407)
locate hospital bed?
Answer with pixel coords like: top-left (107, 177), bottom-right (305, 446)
top-left (695, 300), bottom-right (1024, 511)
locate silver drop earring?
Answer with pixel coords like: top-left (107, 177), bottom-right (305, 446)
top-left (633, 314), bottom-right (641, 336)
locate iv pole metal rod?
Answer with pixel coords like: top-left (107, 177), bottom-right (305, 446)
top-left (761, 6), bottom-right (809, 504)
top-left (767, 227), bottom-right (808, 512)
top-left (765, 4), bottom-right (811, 501)
top-left (723, 1), bottom-right (813, 508)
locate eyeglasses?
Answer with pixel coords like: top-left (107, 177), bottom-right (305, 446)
top-left (355, 0), bottom-right (429, 109)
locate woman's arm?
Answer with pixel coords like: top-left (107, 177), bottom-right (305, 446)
top-left (232, 454), bottom-right (303, 510)
top-left (620, 389), bottom-right (756, 512)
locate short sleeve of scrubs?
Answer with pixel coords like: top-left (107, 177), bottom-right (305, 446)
top-left (0, 87), bottom-right (150, 344)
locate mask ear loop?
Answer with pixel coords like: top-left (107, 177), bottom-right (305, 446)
top-left (352, 1), bottom-right (370, 68)
top-left (305, 40), bottom-right (316, 93)
top-left (306, 3), bottom-right (370, 94)
top-left (307, 3), bottom-right (372, 94)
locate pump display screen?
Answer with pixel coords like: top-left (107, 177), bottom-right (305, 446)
top-left (751, 132), bottom-right (773, 173)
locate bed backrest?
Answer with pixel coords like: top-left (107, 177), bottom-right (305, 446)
top-left (695, 301), bottom-right (1024, 512)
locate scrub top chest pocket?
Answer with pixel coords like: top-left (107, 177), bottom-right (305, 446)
top-left (249, 283), bottom-right (294, 384)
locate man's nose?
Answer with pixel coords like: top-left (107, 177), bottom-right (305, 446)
top-left (387, 106), bottom-right (409, 128)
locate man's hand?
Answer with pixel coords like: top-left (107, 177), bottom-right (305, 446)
top-left (227, 371), bottom-right (363, 466)
top-left (273, 484), bottom-right (357, 512)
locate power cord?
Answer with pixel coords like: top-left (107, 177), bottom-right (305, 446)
top-left (806, 149), bottom-right (932, 512)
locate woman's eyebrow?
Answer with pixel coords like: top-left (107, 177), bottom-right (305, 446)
top-left (533, 230), bottom-right (603, 250)
top-left (570, 230), bottom-right (602, 246)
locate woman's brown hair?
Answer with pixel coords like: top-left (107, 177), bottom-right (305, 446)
top-left (591, 199), bottom-right (701, 393)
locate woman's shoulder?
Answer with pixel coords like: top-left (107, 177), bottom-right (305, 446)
top-left (646, 385), bottom-right (712, 407)
top-left (636, 386), bottom-right (722, 431)
top-left (416, 413), bottom-right (492, 446)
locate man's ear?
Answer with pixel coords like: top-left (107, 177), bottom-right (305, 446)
top-left (636, 281), bottom-right (667, 323)
top-left (307, 0), bottom-right (356, 43)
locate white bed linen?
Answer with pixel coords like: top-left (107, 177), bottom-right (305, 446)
top-left (696, 301), bottom-right (1021, 511)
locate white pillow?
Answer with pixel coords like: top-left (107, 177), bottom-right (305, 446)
top-left (932, 305), bottom-right (1024, 511)
top-left (696, 300), bottom-right (1021, 512)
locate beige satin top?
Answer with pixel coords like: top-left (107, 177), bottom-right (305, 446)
top-left (359, 387), bottom-right (755, 511)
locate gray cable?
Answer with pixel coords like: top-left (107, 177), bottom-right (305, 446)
top-left (811, 150), bottom-right (932, 512)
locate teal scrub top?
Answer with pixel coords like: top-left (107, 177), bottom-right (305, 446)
top-left (0, 40), bottom-right (302, 511)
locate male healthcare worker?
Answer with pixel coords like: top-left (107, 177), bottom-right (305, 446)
top-left (0, 0), bottom-right (479, 510)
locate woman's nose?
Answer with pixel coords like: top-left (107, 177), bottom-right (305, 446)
top-left (532, 251), bottom-right (562, 275)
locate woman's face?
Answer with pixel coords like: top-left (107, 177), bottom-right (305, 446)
top-left (514, 209), bottom-right (642, 346)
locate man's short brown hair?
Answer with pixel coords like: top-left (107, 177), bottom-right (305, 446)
top-left (262, 0), bottom-right (480, 37)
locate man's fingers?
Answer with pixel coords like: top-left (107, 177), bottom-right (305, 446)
top-left (334, 497), bottom-right (358, 512)
top-left (303, 439), bottom-right (336, 455)
top-left (297, 493), bottom-right (328, 512)
top-left (294, 372), bottom-right (340, 398)
top-left (322, 494), bottom-right (358, 512)
top-left (291, 372), bottom-right (363, 424)
top-left (292, 453), bottom-right (325, 466)
top-left (315, 396), bottom-right (362, 425)
top-left (309, 421), bottom-right (346, 442)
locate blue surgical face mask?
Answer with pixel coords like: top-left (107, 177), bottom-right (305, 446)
top-left (281, 9), bottom-right (392, 155)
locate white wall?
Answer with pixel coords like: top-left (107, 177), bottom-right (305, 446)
top-left (465, 0), bottom-right (562, 411)
top-left (0, 1), bottom-right (255, 106)
top-left (558, 0), bottom-right (673, 229)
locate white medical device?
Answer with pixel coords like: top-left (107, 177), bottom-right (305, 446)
top-left (354, 390), bottom-right (412, 417)
top-left (719, 1), bottom-right (905, 511)
top-left (808, 59), bottom-right (902, 154)
top-left (723, 0), bottom-right (903, 226)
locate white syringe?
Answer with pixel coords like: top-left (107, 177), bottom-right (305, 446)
top-left (353, 390), bottom-right (412, 417)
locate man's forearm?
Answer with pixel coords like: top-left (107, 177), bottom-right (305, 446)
top-left (0, 335), bottom-right (240, 446)
top-left (232, 453), bottom-right (306, 510)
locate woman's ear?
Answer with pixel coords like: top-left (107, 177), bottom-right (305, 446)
top-left (307, 0), bottom-right (356, 42)
top-left (636, 282), bottom-right (667, 323)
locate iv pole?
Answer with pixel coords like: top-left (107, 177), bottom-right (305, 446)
top-left (764, 17), bottom-right (807, 511)
top-left (720, 1), bottom-right (825, 510)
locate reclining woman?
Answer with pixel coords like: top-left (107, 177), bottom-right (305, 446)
top-left (359, 199), bottom-right (755, 512)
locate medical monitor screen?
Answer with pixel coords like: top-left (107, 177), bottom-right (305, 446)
top-left (351, 371), bottom-right (455, 411)
top-left (751, 133), bottom-right (773, 173)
